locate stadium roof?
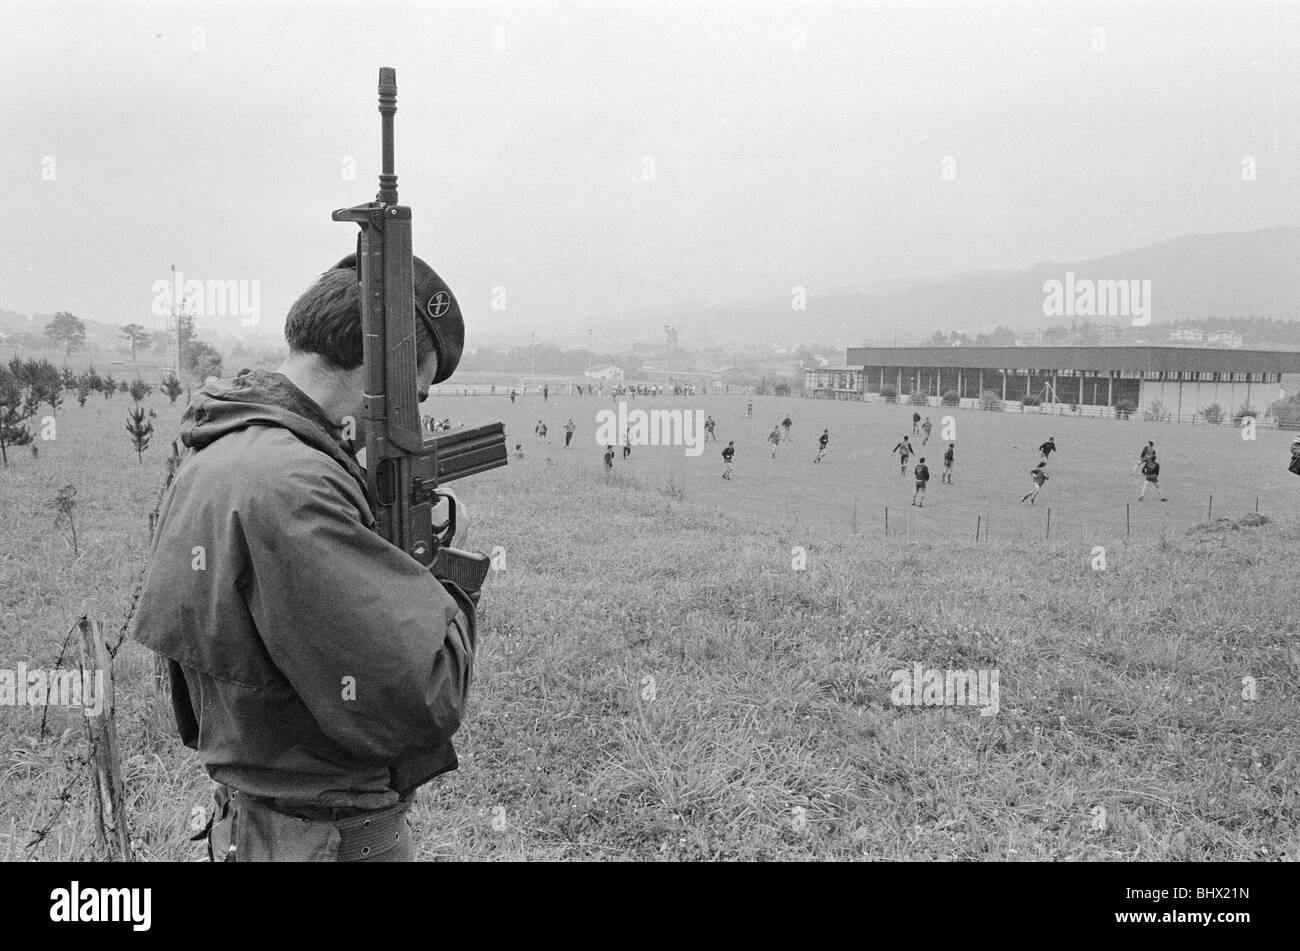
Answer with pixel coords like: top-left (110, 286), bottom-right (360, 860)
top-left (844, 346), bottom-right (1300, 374)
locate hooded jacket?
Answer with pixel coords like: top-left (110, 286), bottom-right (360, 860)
top-left (131, 369), bottom-right (475, 812)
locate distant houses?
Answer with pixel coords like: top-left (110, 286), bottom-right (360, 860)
top-left (1166, 327), bottom-right (1244, 348)
top-left (1206, 330), bottom-right (1244, 348)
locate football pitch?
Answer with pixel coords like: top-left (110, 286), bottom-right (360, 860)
top-left (448, 392), bottom-right (1299, 550)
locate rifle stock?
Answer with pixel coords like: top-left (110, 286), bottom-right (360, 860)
top-left (333, 68), bottom-right (506, 582)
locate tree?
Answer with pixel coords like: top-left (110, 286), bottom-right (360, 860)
top-left (128, 376), bottom-right (153, 403)
top-left (101, 371), bottom-right (117, 398)
top-left (121, 323), bottom-right (151, 362)
top-left (117, 380), bottom-right (129, 394)
top-left (160, 372), bottom-right (184, 405)
top-left (75, 380), bottom-right (90, 407)
top-left (82, 367), bottom-right (104, 394)
top-left (0, 373), bottom-right (35, 466)
top-left (974, 326), bottom-right (1017, 347)
top-left (927, 330), bottom-right (949, 347)
top-left (126, 404), bottom-right (154, 463)
top-left (46, 484), bottom-right (81, 556)
top-left (185, 339), bottom-right (224, 381)
top-left (44, 311), bottom-right (87, 355)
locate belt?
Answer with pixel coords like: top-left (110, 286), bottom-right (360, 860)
top-left (333, 802), bottom-right (411, 861)
top-left (235, 790), bottom-right (412, 862)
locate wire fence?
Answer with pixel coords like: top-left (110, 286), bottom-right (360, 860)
top-left (860, 489), bottom-right (1284, 553)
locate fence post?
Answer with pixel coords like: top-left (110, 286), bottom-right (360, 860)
top-left (884, 506), bottom-right (889, 537)
top-left (77, 617), bottom-right (131, 861)
top-left (975, 515), bottom-right (981, 542)
top-left (1208, 494), bottom-right (1213, 521)
top-left (1126, 503), bottom-right (1130, 539)
top-left (1046, 508), bottom-right (1051, 540)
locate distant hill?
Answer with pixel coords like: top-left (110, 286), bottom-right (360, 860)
top-left (549, 227), bottom-right (1300, 349)
top-left (5, 227), bottom-right (1298, 353)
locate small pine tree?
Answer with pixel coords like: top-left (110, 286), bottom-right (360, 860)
top-left (83, 367), bottom-right (104, 394)
top-left (76, 383), bottom-right (90, 407)
top-left (101, 372), bottom-right (117, 397)
top-left (160, 372), bottom-right (184, 405)
top-left (126, 404), bottom-right (154, 463)
top-left (0, 377), bottom-right (35, 467)
top-left (117, 380), bottom-right (129, 394)
top-left (46, 484), bottom-right (80, 556)
top-left (128, 376), bottom-right (153, 403)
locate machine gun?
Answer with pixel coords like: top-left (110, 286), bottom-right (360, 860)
top-left (333, 67), bottom-right (506, 595)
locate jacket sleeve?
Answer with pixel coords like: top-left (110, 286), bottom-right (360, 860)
top-left (239, 460), bottom-right (476, 765)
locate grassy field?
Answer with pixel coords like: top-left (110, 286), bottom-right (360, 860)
top-left (2, 388), bottom-right (1298, 861)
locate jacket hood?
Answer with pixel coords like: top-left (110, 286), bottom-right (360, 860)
top-left (180, 369), bottom-right (367, 496)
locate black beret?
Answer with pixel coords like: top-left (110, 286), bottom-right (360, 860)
top-left (333, 252), bottom-right (465, 385)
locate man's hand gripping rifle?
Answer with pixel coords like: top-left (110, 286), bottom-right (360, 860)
top-left (333, 68), bottom-right (506, 600)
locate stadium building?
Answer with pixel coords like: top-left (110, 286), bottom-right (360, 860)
top-left (805, 346), bottom-right (1300, 417)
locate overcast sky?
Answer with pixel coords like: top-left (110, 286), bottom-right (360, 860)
top-left (2, 0), bottom-right (1295, 344)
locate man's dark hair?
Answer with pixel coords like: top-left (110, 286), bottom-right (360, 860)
top-left (284, 267), bottom-right (436, 371)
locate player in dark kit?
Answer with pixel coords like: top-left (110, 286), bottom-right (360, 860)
top-left (892, 435), bottom-right (913, 475)
top-left (1039, 437), bottom-right (1057, 462)
top-left (921, 417), bottom-right (933, 444)
top-left (912, 412), bottom-right (921, 434)
top-left (942, 442), bottom-right (954, 483)
top-left (722, 441), bottom-right (735, 480)
top-left (564, 418), bottom-right (576, 447)
top-left (1022, 461), bottom-right (1049, 503)
top-left (912, 457), bottom-right (930, 507)
top-left (604, 444), bottom-right (615, 471)
top-left (814, 429), bottom-right (829, 463)
top-left (1139, 454), bottom-right (1166, 501)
